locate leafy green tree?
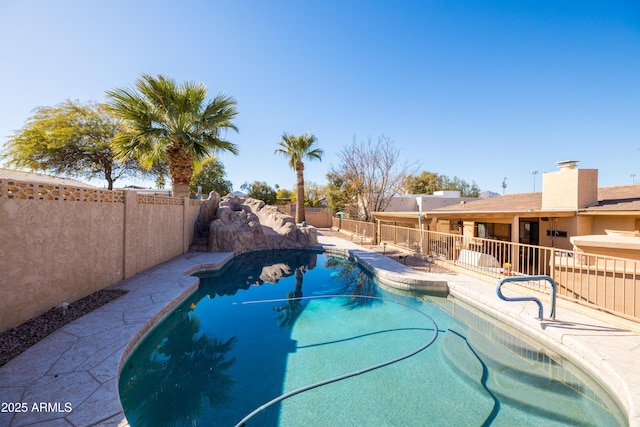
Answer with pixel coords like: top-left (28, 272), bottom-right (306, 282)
top-left (274, 132), bottom-right (323, 223)
top-left (403, 171), bottom-right (442, 194)
top-left (189, 157), bottom-right (232, 198)
top-left (326, 171), bottom-right (353, 213)
top-left (106, 73), bottom-right (239, 197)
top-left (302, 181), bottom-right (325, 207)
top-left (404, 171), bottom-right (481, 197)
top-left (276, 187), bottom-right (293, 204)
top-left (446, 176), bottom-right (481, 197)
top-left (1, 100), bottom-right (157, 190)
top-left (241, 181), bottom-right (277, 205)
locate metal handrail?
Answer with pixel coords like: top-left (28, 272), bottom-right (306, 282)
top-left (496, 275), bottom-right (557, 320)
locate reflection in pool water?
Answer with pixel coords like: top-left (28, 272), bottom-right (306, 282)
top-left (119, 250), bottom-right (626, 427)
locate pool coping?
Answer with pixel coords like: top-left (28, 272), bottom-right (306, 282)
top-left (0, 234), bottom-right (638, 426)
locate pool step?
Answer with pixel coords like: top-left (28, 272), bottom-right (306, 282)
top-left (441, 328), bottom-right (608, 425)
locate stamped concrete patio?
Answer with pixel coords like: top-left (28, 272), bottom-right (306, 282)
top-left (1, 231), bottom-right (639, 426)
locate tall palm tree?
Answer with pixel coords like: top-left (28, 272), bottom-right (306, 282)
top-left (274, 133), bottom-right (323, 223)
top-left (106, 74), bottom-right (239, 197)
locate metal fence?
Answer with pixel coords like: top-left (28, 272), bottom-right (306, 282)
top-left (332, 218), bottom-right (640, 322)
top-left (332, 217), bottom-right (376, 242)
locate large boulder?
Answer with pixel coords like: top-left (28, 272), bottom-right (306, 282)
top-left (196, 192), bottom-right (317, 253)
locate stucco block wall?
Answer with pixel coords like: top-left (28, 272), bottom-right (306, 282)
top-left (277, 205), bottom-right (333, 228)
top-left (0, 182), bottom-right (201, 331)
top-left (544, 217), bottom-right (576, 250)
top-left (589, 216), bottom-right (639, 236)
top-left (386, 197), bottom-right (417, 212)
top-left (0, 197), bottom-right (125, 330)
top-left (123, 193), bottom-right (198, 277)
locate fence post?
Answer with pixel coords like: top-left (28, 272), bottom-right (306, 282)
top-left (122, 190), bottom-right (137, 279)
top-left (183, 197), bottom-right (190, 253)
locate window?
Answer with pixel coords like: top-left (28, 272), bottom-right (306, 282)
top-left (476, 222), bottom-right (492, 238)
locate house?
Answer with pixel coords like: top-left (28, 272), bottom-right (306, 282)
top-left (121, 185), bottom-right (171, 197)
top-left (385, 191), bottom-right (478, 212)
top-left (0, 168), bottom-right (98, 188)
top-left (373, 160), bottom-right (640, 259)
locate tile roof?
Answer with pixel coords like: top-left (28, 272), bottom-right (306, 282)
top-left (430, 192), bottom-right (543, 213)
top-left (425, 185), bottom-right (640, 215)
top-left (588, 185), bottom-right (640, 212)
top-left (0, 168), bottom-right (98, 188)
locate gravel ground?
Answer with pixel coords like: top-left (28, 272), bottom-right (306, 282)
top-left (0, 231), bottom-right (448, 368)
top-left (0, 289), bottom-right (127, 368)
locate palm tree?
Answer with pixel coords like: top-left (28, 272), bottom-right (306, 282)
top-left (106, 74), bottom-right (239, 197)
top-left (274, 133), bottom-right (323, 223)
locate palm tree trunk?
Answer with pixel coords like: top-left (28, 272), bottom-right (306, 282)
top-left (167, 144), bottom-right (194, 198)
top-left (295, 267), bottom-right (303, 296)
top-left (171, 182), bottom-right (190, 198)
top-left (296, 162), bottom-right (305, 223)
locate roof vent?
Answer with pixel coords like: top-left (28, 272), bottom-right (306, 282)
top-left (556, 160), bottom-right (580, 170)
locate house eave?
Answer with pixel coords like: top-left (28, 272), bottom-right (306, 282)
top-left (578, 210), bottom-right (640, 216)
top-left (373, 210), bottom-right (576, 221)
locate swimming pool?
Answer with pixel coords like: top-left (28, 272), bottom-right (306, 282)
top-left (119, 250), bottom-right (626, 426)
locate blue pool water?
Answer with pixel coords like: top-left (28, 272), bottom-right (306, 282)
top-left (119, 250), bottom-right (626, 426)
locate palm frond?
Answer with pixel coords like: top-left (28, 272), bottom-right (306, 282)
top-left (105, 74), bottom-right (239, 194)
top-left (274, 132), bottom-right (323, 170)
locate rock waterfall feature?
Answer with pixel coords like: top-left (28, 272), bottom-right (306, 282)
top-left (192, 192), bottom-right (317, 253)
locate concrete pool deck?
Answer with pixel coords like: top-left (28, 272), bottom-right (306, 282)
top-left (1, 232), bottom-right (639, 426)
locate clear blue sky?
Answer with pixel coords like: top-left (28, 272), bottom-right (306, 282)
top-left (1, 0), bottom-right (638, 194)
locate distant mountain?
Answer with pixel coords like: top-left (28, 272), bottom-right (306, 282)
top-left (480, 191), bottom-right (500, 199)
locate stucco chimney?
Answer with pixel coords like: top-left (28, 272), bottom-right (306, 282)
top-left (541, 160), bottom-right (598, 210)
